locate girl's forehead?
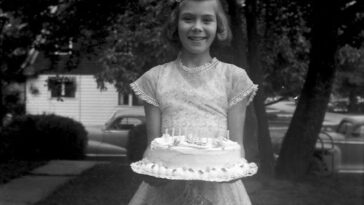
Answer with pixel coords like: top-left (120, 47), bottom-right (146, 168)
top-left (179, 0), bottom-right (217, 15)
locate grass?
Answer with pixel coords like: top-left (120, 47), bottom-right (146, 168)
top-left (0, 159), bottom-right (48, 185)
top-left (35, 162), bottom-right (141, 205)
top-left (35, 162), bottom-right (364, 205)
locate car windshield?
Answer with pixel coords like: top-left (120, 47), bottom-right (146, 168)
top-left (337, 121), bottom-right (353, 134)
top-left (108, 116), bottom-right (143, 130)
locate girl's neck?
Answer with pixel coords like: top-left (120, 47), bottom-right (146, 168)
top-left (179, 51), bottom-right (213, 68)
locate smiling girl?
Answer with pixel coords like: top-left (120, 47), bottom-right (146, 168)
top-left (128, 0), bottom-right (257, 204)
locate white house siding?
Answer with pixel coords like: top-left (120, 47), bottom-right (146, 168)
top-left (26, 74), bottom-right (119, 126)
top-left (78, 76), bottom-right (119, 125)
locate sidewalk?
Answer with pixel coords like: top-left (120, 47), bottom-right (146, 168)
top-left (0, 160), bottom-right (102, 205)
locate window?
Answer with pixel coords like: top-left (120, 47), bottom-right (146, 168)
top-left (118, 92), bottom-right (143, 106)
top-left (47, 77), bottom-right (76, 98)
top-left (109, 117), bottom-right (143, 130)
top-left (337, 121), bottom-right (353, 134)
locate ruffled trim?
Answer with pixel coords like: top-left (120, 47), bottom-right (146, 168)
top-left (229, 84), bottom-right (258, 107)
top-left (130, 82), bottom-right (159, 107)
top-left (177, 56), bottom-right (219, 73)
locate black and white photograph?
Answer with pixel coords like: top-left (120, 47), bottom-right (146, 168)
top-left (0, 0), bottom-right (363, 204)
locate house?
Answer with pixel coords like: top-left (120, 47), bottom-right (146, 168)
top-left (24, 53), bottom-right (141, 125)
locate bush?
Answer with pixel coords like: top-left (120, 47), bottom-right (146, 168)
top-left (0, 114), bottom-right (88, 160)
top-left (127, 123), bottom-right (148, 163)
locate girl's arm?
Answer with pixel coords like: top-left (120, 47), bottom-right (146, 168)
top-left (227, 98), bottom-right (248, 158)
top-left (144, 103), bottom-right (161, 145)
top-left (142, 103), bottom-right (169, 186)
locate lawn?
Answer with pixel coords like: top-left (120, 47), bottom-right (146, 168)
top-left (0, 159), bottom-right (47, 185)
top-left (35, 162), bottom-right (364, 205)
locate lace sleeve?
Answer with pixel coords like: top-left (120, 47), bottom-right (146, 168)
top-left (228, 67), bottom-right (258, 108)
top-left (130, 66), bottom-right (160, 107)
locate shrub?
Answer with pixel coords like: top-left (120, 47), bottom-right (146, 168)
top-left (0, 114), bottom-right (88, 160)
top-left (0, 115), bottom-right (38, 159)
top-left (127, 123), bottom-right (148, 163)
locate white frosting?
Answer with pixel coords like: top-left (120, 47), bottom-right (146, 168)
top-left (151, 134), bottom-right (238, 150)
top-left (131, 135), bottom-right (258, 182)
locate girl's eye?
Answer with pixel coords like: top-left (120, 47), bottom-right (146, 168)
top-left (202, 16), bottom-right (215, 24)
top-left (182, 17), bottom-right (193, 22)
top-left (203, 18), bottom-right (214, 24)
top-left (181, 14), bottom-right (194, 21)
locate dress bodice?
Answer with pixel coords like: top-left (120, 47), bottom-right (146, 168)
top-left (130, 57), bottom-right (257, 133)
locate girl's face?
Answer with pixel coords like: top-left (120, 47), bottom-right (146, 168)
top-left (178, 0), bottom-right (217, 57)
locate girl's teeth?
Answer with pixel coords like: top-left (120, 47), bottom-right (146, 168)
top-left (190, 37), bottom-right (204, 40)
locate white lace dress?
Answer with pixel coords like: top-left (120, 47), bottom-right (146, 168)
top-left (129, 57), bottom-right (258, 205)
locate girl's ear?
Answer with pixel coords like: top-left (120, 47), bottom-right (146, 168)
top-left (216, 32), bottom-right (224, 41)
top-left (216, 24), bottom-right (232, 46)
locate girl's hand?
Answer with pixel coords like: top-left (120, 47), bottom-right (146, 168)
top-left (141, 175), bottom-right (170, 187)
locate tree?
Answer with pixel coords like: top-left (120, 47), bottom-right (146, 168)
top-left (334, 45), bottom-right (364, 112)
top-left (261, 0), bottom-right (311, 99)
top-left (275, 0), bottom-right (347, 179)
top-left (244, 0), bottom-right (275, 177)
top-left (94, 0), bottom-right (176, 93)
top-left (334, 0), bottom-right (364, 112)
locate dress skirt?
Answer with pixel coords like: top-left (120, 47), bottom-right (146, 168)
top-left (128, 180), bottom-right (252, 205)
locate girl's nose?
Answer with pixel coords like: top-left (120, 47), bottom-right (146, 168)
top-left (191, 20), bottom-right (203, 32)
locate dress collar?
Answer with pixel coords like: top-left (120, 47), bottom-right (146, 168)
top-left (176, 56), bottom-right (219, 73)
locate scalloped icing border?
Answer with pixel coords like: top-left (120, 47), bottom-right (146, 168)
top-left (130, 159), bottom-right (258, 182)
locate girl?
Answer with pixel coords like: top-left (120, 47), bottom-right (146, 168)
top-left (129, 0), bottom-right (257, 204)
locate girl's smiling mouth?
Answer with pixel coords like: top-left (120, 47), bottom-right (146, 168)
top-left (188, 36), bottom-right (207, 41)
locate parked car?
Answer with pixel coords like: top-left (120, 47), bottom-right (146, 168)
top-left (270, 116), bottom-right (364, 174)
top-left (86, 107), bottom-right (145, 157)
top-left (327, 100), bottom-right (349, 113)
top-left (320, 116), bottom-right (364, 173)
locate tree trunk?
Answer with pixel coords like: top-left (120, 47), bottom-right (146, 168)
top-left (0, 17), bottom-right (7, 126)
top-left (224, 0), bottom-right (248, 68)
top-left (348, 87), bottom-right (358, 112)
top-left (224, 0), bottom-right (275, 177)
top-left (275, 0), bottom-right (339, 180)
top-left (245, 0), bottom-right (275, 177)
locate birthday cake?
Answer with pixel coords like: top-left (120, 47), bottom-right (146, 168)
top-left (131, 130), bottom-right (258, 182)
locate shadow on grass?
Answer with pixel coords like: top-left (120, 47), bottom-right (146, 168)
top-left (247, 174), bottom-right (364, 205)
top-left (35, 162), bottom-right (364, 205)
top-left (0, 160), bottom-right (48, 185)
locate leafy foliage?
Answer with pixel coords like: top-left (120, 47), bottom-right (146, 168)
top-left (0, 114), bottom-right (88, 160)
top-left (1, 0), bottom-right (363, 97)
top-left (95, 0), bottom-right (177, 93)
top-left (335, 45), bottom-right (364, 95)
top-left (260, 0), bottom-right (310, 97)
top-left (334, 45), bottom-right (364, 111)
top-left (260, 0), bottom-right (364, 98)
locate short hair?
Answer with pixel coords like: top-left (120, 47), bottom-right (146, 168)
top-left (163, 0), bottom-right (232, 50)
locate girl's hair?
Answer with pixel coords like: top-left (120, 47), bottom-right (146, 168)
top-left (163, 0), bottom-right (232, 50)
